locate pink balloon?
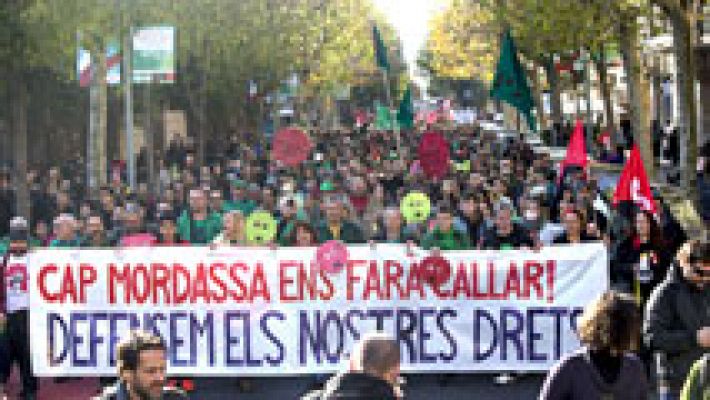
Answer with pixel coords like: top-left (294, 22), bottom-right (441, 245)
top-left (315, 240), bottom-right (349, 274)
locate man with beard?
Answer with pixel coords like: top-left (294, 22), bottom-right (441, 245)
top-left (0, 217), bottom-right (37, 399)
top-left (94, 331), bottom-right (186, 400)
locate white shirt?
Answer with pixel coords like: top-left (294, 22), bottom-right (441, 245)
top-left (4, 254), bottom-right (29, 313)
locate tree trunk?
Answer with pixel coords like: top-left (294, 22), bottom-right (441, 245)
top-left (198, 71), bottom-right (206, 168)
top-left (670, 8), bottom-right (698, 194)
top-left (88, 46), bottom-right (108, 199)
top-left (145, 80), bottom-right (155, 194)
top-left (698, 51), bottom-right (710, 163)
top-left (528, 63), bottom-right (546, 130)
top-left (546, 57), bottom-right (563, 145)
top-left (197, 40), bottom-right (210, 168)
top-left (595, 44), bottom-right (615, 137)
top-left (12, 74), bottom-right (30, 220)
top-left (620, 18), bottom-right (653, 177)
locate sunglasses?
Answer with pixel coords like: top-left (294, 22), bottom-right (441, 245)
top-left (690, 263), bottom-right (710, 278)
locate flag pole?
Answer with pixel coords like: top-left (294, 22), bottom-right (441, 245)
top-left (381, 68), bottom-right (401, 150)
top-left (381, 67), bottom-right (392, 109)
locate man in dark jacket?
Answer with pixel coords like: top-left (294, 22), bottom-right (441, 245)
top-left (316, 196), bottom-right (365, 244)
top-left (302, 333), bottom-right (402, 400)
top-left (479, 200), bottom-right (534, 250)
top-left (644, 239), bottom-right (710, 397)
top-left (93, 330), bottom-right (187, 400)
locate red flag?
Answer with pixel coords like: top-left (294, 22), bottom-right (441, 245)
top-left (560, 119), bottom-right (588, 172)
top-left (612, 145), bottom-right (658, 215)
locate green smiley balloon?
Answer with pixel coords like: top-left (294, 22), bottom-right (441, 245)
top-left (245, 211), bottom-right (277, 245)
top-left (400, 191), bottom-right (431, 224)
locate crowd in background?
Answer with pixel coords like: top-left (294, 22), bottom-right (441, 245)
top-left (0, 120), bottom-right (708, 399)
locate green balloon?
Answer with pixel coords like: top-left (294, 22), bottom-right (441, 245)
top-left (245, 211), bottom-right (277, 245)
top-left (400, 191), bottom-right (431, 224)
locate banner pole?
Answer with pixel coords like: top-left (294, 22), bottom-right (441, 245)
top-left (381, 68), bottom-right (401, 150)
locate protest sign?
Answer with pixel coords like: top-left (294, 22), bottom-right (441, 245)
top-left (245, 211), bottom-right (277, 245)
top-left (400, 191), bottom-right (431, 224)
top-left (418, 131), bottom-right (450, 179)
top-left (271, 127), bottom-right (312, 167)
top-left (30, 243), bottom-right (607, 376)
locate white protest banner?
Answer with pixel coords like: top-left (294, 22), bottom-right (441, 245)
top-left (29, 243), bottom-right (607, 376)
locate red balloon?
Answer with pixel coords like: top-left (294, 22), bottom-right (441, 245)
top-left (418, 131), bottom-right (450, 179)
top-left (418, 255), bottom-right (452, 288)
top-left (271, 127), bottom-right (312, 167)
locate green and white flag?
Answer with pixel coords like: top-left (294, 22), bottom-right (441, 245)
top-left (490, 30), bottom-right (536, 131)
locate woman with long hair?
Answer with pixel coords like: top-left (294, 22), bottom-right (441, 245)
top-left (539, 290), bottom-right (648, 399)
top-left (614, 210), bottom-right (672, 305)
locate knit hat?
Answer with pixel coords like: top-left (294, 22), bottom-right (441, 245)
top-left (9, 216), bottom-right (29, 241)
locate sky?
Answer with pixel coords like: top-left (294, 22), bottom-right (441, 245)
top-left (372, 0), bottom-right (447, 79)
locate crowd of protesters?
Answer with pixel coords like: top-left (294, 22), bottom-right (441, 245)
top-left (0, 119), bottom-right (708, 399)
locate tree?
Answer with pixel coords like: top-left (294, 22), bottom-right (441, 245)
top-left (652, 0), bottom-right (700, 192)
top-left (0, 0), bottom-right (405, 222)
top-left (421, 0), bottom-right (498, 83)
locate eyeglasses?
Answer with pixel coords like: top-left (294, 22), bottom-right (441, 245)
top-left (690, 263), bottom-right (710, 278)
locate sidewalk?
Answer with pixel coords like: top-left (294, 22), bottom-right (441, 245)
top-left (4, 368), bottom-right (100, 400)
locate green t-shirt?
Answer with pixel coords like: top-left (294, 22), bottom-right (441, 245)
top-left (177, 210), bottom-right (222, 244)
top-left (421, 227), bottom-right (471, 250)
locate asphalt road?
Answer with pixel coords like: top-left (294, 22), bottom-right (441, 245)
top-left (186, 374), bottom-right (546, 400)
top-left (6, 371), bottom-right (546, 400)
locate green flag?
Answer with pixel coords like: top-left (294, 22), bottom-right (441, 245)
top-left (490, 30), bottom-right (536, 131)
top-left (375, 104), bottom-right (393, 130)
top-left (372, 25), bottom-right (390, 72)
top-left (397, 85), bottom-right (414, 130)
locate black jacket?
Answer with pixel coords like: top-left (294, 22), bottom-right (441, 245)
top-left (699, 172), bottom-right (709, 223)
top-left (301, 372), bottom-right (398, 400)
top-left (0, 188), bottom-right (15, 238)
top-left (643, 264), bottom-right (710, 392)
top-left (92, 381), bottom-right (187, 400)
top-left (479, 223), bottom-right (534, 250)
top-left (613, 237), bottom-right (672, 302)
